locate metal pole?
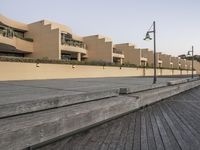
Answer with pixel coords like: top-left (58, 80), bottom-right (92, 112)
top-left (153, 21), bottom-right (157, 84)
top-left (192, 46), bottom-right (194, 78)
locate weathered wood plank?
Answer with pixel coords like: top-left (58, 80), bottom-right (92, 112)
top-left (163, 102), bottom-right (200, 149)
top-left (158, 103), bottom-right (186, 150)
top-left (115, 115), bottom-right (131, 150)
top-left (35, 86), bottom-right (200, 150)
top-left (107, 116), bottom-right (127, 150)
top-left (144, 107), bottom-right (156, 150)
top-left (132, 111), bottom-right (141, 150)
top-left (124, 113), bottom-right (136, 150)
top-left (140, 109), bottom-right (148, 150)
top-left (148, 106), bottom-right (165, 150)
top-left (152, 105), bottom-right (172, 150)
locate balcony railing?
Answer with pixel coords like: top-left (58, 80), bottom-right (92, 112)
top-left (0, 31), bottom-right (34, 53)
top-left (61, 33), bottom-right (86, 49)
top-left (61, 39), bottom-right (86, 49)
top-left (0, 28), bottom-right (33, 42)
top-left (113, 48), bottom-right (123, 54)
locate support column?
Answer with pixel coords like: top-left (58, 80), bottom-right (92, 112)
top-left (77, 53), bottom-right (81, 61)
top-left (120, 58), bottom-right (123, 65)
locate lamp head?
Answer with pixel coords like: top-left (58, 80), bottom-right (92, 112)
top-left (143, 32), bottom-right (152, 40)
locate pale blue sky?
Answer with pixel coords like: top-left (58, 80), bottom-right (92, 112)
top-left (1, 0), bottom-right (200, 56)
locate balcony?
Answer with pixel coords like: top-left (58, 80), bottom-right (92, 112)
top-left (158, 59), bottom-right (163, 64)
top-left (61, 39), bottom-right (86, 49)
top-left (61, 45), bottom-right (87, 55)
top-left (0, 34), bottom-right (33, 53)
top-left (141, 57), bottom-right (147, 62)
top-left (113, 48), bottom-right (124, 59)
top-left (61, 33), bottom-right (87, 54)
top-left (61, 40), bottom-right (87, 54)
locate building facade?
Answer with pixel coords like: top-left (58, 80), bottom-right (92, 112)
top-left (114, 43), bottom-right (147, 66)
top-left (0, 15), bottom-right (199, 70)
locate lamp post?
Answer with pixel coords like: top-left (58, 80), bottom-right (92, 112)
top-left (144, 21), bottom-right (157, 84)
top-left (187, 46), bottom-right (194, 78)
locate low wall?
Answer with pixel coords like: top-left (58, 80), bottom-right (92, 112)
top-left (0, 62), bottom-right (194, 81)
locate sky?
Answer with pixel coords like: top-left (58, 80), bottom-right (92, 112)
top-left (1, 0), bottom-right (200, 56)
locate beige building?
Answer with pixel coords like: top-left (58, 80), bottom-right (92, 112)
top-left (141, 49), bottom-right (163, 68)
top-left (0, 15), bottom-right (125, 64)
top-left (0, 15), bottom-right (88, 61)
top-left (28, 20), bottom-right (88, 61)
top-left (186, 60), bottom-right (192, 70)
top-left (83, 35), bottom-right (124, 64)
top-left (171, 57), bottom-right (180, 69)
top-left (0, 15), bottom-right (199, 71)
top-left (194, 60), bottom-right (200, 74)
top-left (114, 43), bottom-right (147, 66)
top-left (160, 54), bottom-right (173, 69)
top-left (179, 59), bottom-right (187, 69)
top-left (0, 15), bottom-right (33, 57)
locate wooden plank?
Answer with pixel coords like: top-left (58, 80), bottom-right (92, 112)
top-left (124, 113), bottom-right (136, 150)
top-left (140, 109), bottom-right (148, 150)
top-left (163, 102), bottom-right (200, 149)
top-left (99, 117), bottom-right (125, 150)
top-left (155, 104), bottom-right (181, 150)
top-left (168, 101), bottom-right (200, 138)
top-left (145, 107), bottom-right (157, 150)
top-left (158, 103), bottom-right (187, 150)
top-left (152, 105), bottom-right (172, 150)
top-left (82, 121), bottom-right (115, 150)
top-left (115, 115), bottom-right (131, 150)
top-left (107, 116), bottom-right (127, 150)
top-left (148, 106), bottom-right (165, 150)
top-left (132, 111), bottom-right (141, 150)
top-left (177, 102), bottom-right (200, 131)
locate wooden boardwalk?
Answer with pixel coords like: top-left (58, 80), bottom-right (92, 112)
top-left (37, 86), bottom-right (200, 150)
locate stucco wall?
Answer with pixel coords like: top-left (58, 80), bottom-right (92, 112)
top-left (171, 57), bottom-right (179, 69)
top-left (115, 44), bottom-right (141, 66)
top-left (160, 54), bottom-right (171, 68)
top-left (0, 62), bottom-right (194, 81)
top-left (83, 35), bottom-right (113, 63)
top-left (194, 60), bottom-right (200, 74)
top-left (27, 21), bottom-right (60, 59)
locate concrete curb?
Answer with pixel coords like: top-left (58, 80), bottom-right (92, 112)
top-left (167, 77), bottom-right (199, 86)
top-left (0, 89), bottom-right (119, 118)
top-left (134, 79), bottom-right (200, 107)
top-left (119, 82), bottom-right (167, 94)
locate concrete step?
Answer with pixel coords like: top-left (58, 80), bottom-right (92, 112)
top-left (120, 82), bottom-right (167, 94)
top-left (167, 76), bottom-right (199, 85)
top-left (0, 89), bottom-right (119, 118)
top-left (0, 95), bottom-right (138, 150)
top-left (129, 79), bottom-right (200, 107)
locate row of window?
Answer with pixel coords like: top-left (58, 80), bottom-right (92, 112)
top-left (61, 33), bottom-right (86, 49)
top-left (0, 24), bottom-right (33, 42)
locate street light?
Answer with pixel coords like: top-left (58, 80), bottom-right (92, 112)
top-left (144, 21), bottom-right (157, 84)
top-left (187, 46), bottom-right (194, 78)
